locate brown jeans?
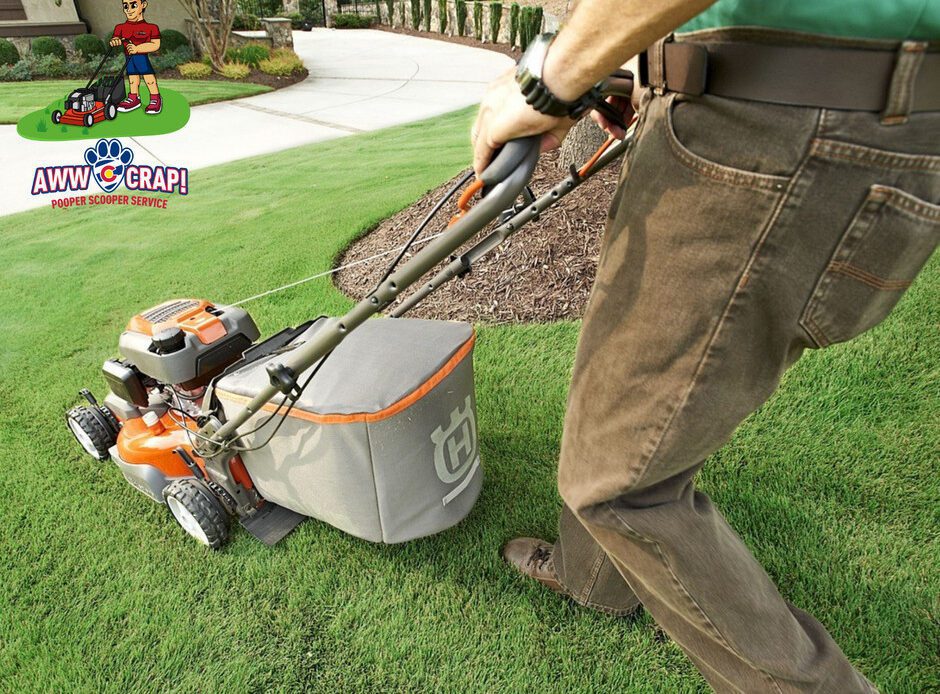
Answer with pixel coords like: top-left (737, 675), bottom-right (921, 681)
top-left (551, 57), bottom-right (940, 692)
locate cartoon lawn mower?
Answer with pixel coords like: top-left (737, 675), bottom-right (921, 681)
top-left (51, 42), bottom-right (130, 128)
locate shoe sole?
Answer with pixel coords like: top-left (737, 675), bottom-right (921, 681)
top-left (145, 106), bottom-right (162, 115)
top-left (117, 103), bottom-right (141, 113)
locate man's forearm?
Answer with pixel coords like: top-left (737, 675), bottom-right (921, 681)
top-left (542, 0), bottom-right (716, 100)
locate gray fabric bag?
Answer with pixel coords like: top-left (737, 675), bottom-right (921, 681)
top-left (215, 318), bottom-right (481, 543)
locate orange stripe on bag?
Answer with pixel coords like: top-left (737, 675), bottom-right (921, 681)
top-left (217, 333), bottom-right (476, 425)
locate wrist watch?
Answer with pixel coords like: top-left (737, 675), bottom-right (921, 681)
top-left (516, 33), bottom-right (601, 119)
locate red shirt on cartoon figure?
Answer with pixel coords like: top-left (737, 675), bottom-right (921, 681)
top-left (110, 0), bottom-right (162, 115)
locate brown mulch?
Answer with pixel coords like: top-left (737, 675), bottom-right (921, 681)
top-left (334, 149), bottom-right (620, 324)
top-left (158, 67), bottom-right (309, 89)
top-left (374, 25), bottom-right (521, 59)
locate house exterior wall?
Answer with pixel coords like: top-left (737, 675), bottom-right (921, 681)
top-left (75, 0), bottom-right (190, 38)
top-left (0, 0), bottom-right (86, 38)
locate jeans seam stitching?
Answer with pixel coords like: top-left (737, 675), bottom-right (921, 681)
top-left (812, 139), bottom-right (940, 171)
top-left (630, 108), bottom-right (822, 489)
top-left (604, 502), bottom-right (785, 694)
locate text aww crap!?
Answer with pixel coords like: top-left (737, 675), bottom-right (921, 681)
top-left (31, 164), bottom-right (189, 196)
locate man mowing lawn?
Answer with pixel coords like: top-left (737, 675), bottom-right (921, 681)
top-left (473, 0), bottom-right (939, 691)
top-left (111, 0), bottom-right (163, 115)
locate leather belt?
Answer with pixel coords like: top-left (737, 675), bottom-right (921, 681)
top-left (639, 39), bottom-right (940, 114)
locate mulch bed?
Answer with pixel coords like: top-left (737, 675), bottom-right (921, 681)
top-left (157, 67), bottom-right (309, 89)
top-left (334, 149), bottom-right (621, 324)
top-left (374, 26), bottom-right (521, 59)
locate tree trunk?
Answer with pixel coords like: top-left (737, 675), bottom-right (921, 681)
top-left (557, 117), bottom-right (607, 170)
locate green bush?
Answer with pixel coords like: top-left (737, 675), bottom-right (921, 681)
top-left (519, 5), bottom-right (541, 50)
top-left (178, 61), bottom-right (212, 78)
top-left (226, 43), bottom-right (270, 67)
top-left (0, 59), bottom-right (32, 81)
top-left (509, 2), bottom-right (519, 46)
top-left (422, 0), bottom-right (431, 30)
top-left (31, 36), bottom-right (66, 61)
top-left (472, 0), bottom-right (483, 40)
top-left (399, 0), bottom-right (405, 25)
top-left (331, 13), bottom-right (375, 28)
top-left (0, 37), bottom-right (19, 65)
top-left (65, 59), bottom-right (91, 78)
top-left (160, 29), bottom-right (190, 51)
top-left (300, 0), bottom-right (325, 25)
top-left (73, 34), bottom-right (105, 60)
top-left (409, 0), bottom-right (420, 29)
top-left (455, 0), bottom-right (467, 36)
top-left (150, 45), bottom-right (194, 71)
top-left (282, 12), bottom-right (304, 29)
top-left (258, 54), bottom-right (303, 75)
top-left (374, 0), bottom-right (382, 21)
top-left (438, 0), bottom-right (447, 32)
top-left (489, 2), bottom-right (501, 42)
top-left (233, 12), bottom-right (260, 30)
top-left (33, 55), bottom-right (68, 78)
top-left (387, 0), bottom-right (395, 24)
top-left (221, 61), bottom-right (251, 79)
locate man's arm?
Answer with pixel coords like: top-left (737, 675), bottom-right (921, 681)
top-left (127, 38), bottom-right (160, 55)
top-left (472, 0), bottom-right (715, 174)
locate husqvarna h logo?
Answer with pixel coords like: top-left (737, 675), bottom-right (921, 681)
top-left (431, 396), bottom-right (479, 505)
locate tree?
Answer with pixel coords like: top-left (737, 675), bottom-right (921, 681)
top-left (177, 0), bottom-right (238, 71)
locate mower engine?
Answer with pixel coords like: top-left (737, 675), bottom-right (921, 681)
top-left (68, 89), bottom-right (96, 113)
top-left (66, 299), bottom-right (259, 510)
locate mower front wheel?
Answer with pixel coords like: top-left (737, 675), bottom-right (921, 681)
top-left (51, 110), bottom-right (62, 125)
top-left (66, 406), bottom-right (117, 461)
top-left (163, 479), bottom-right (230, 550)
top-left (84, 113), bottom-right (94, 128)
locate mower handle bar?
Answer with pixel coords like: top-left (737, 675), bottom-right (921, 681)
top-left (201, 71), bottom-right (636, 451)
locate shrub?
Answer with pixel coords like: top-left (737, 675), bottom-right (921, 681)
top-left (65, 59), bottom-right (91, 78)
top-left (160, 29), bottom-right (190, 52)
top-left (221, 61), bottom-right (251, 79)
top-left (472, 0), bottom-right (482, 40)
top-left (233, 12), bottom-right (260, 30)
top-left (259, 55), bottom-right (298, 75)
top-left (455, 0), bottom-right (467, 36)
top-left (282, 12), bottom-right (304, 29)
top-left (399, 0), bottom-right (405, 25)
top-left (74, 34), bottom-right (106, 60)
top-left (488, 2), bottom-right (501, 42)
top-left (387, 0), bottom-right (395, 24)
top-left (178, 61), bottom-right (212, 78)
top-left (438, 0), bottom-right (447, 32)
top-left (409, 0), bottom-right (420, 29)
top-left (149, 45), bottom-right (194, 71)
top-left (509, 3), bottom-right (519, 46)
top-left (0, 59), bottom-right (33, 81)
top-left (374, 0), bottom-right (381, 21)
top-left (519, 5), bottom-right (541, 50)
top-left (0, 37), bottom-right (19, 65)
top-left (33, 54), bottom-right (68, 78)
top-left (422, 0), bottom-right (431, 30)
top-left (331, 13), bottom-right (375, 29)
top-left (300, 0), bottom-right (325, 25)
top-left (31, 36), bottom-right (66, 61)
top-left (226, 43), bottom-right (270, 67)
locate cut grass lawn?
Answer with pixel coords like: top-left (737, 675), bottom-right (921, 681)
top-left (0, 107), bottom-right (937, 693)
top-left (0, 79), bottom-right (271, 124)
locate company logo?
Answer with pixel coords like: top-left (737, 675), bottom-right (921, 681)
top-left (30, 138), bottom-right (188, 208)
top-left (85, 139), bottom-right (134, 193)
top-left (431, 395), bottom-right (480, 506)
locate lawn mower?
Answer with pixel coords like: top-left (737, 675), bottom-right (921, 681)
top-left (65, 69), bottom-right (636, 550)
top-left (52, 42), bottom-right (130, 128)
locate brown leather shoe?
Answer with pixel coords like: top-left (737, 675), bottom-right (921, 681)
top-left (501, 537), bottom-right (565, 595)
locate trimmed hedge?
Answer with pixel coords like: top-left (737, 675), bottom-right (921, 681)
top-left (74, 34), bottom-right (106, 60)
top-left (409, 0), bottom-right (420, 29)
top-left (31, 36), bottom-right (66, 61)
top-left (455, 0), bottom-right (467, 36)
top-left (0, 37), bottom-right (19, 66)
top-left (509, 3), bottom-right (519, 47)
top-left (472, 0), bottom-right (482, 41)
top-left (331, 13), bottom-right (375, 28)
top-left (489, 1), bottom-right (502, 43)
top-left (221, 62), bottom-right (251, 79)
top-left (438, 0), bottom-right (447, 32)
top-left (160, 29), bottom-right (190, 52)
top-left (423, 0), bottom-right (431, 31)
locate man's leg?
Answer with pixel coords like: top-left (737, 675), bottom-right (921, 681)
top-left (128, 73), bottom-right (140, 96)
top-left (556, 83), bottom-right (938, 691)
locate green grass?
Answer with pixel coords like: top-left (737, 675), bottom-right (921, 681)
top-left (0, 107), bottom-right (937, 693)
top-left (0, 79), bottom-right (271, 125)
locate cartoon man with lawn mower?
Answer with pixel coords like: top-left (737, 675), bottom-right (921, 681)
top-left (110, 0), bottom-right (162, 115)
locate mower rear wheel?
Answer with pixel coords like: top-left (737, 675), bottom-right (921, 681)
top-left (105, 103), bottom-right (117, 121)
top-left (84, 113), bottom-right (94, 128)
top-left (51, 110), bottom-right (62, 125)
top-left (163, 479), bottom-right (230, 550)
top-left (66, 406), bottom-right (117, 461)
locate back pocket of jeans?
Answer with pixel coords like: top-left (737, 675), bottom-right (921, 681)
top-left (801, 184), bottom-right (940, 347)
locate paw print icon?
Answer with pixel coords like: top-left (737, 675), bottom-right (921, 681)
top-left (85, 139), bottom-right (134, 193)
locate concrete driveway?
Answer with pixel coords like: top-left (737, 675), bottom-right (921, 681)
top-left (0, 29), bottom-right (512, 216)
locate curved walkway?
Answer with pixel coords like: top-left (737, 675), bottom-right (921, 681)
top-left (0, 29), bottom-right (512, 216)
